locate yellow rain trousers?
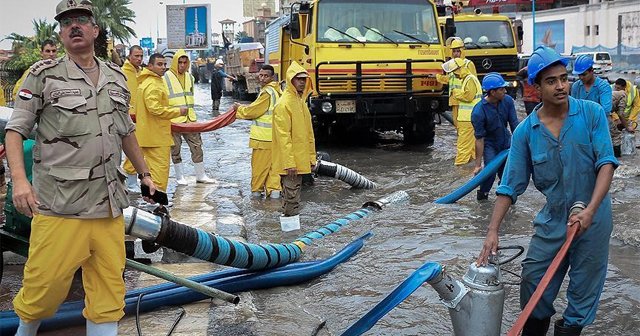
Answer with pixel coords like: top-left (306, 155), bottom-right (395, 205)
top-left (141, 146), bottom-right (171, 191)
top-left (451, 68), bottom-right (481, 166)
top-left (251, 148), bottom-right (281, 194)
top-left (13, 214), bottom-right (126, 323)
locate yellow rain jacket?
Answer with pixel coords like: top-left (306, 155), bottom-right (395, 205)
top-left (164, 49), bottom-right (197, 123)
top-left (12, 69), bottom-right (29, 101)
top-left (622, 80), bottom-right (640, 127)
top-left (272, 62), bottom-right (316, 175)
top-left (121, 59), bottom-right (140, 114)
top-left (0, 83), bottom-right (5, 106)
top-left (450, 64), bottom-right (480, 165)
top-left (436, 56), bottom-right (476, 106)
top-left (135, 68), bottom-right (182, 147)
top-left (236, 81), bottom-right (282, 149)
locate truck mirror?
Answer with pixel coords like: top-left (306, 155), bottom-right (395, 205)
top-left (445, 18), bottom-right (456, 39)
top-left (290, 13), bottom-right (301, 40)
top-left (517, 26), bottom-right (524, 42)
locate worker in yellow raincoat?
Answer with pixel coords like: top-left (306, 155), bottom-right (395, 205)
top-left (234, 64), bottom-right (283, 199)
top-left (121, 45), bottom-right (144, 190)
top-left (443, 58), bottom-right (481, 165)
top-left (272, 62), bottom-right (316, 230)
top-left (135, 53), bottom-right (187, 191)
top-left (436, 37), bottom-right (477, 128)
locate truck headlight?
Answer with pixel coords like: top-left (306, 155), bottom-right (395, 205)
top-left (321, 101), bottom-right (333, 113)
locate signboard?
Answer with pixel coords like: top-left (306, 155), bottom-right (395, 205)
top-left (140, 37), bottom-right (154, 50)
top-left (166, 4), bottom-right (211, 50)
top-left (535, 20), bottom-right (565, 54)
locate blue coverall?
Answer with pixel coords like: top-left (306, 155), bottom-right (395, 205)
top-left (470, 94), bottom-right (519, 195)
top-left (496, 96), bottom-right (618, 327)
top-left (570, 76), bottom-right (612, 114)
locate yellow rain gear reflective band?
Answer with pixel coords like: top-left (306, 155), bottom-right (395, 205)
top-left (164, 71), bottom-right (196, 123)
top-left (457, 75), bottom-right (483, 122)
top-left (250, 86), bottom-right (279, 142)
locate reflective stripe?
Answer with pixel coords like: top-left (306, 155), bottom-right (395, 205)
top-left (250, 86), bottom-right (280, 142)
top-left (164, 71), bottom-right (196, 122)
top-left (457, 75), bottom-right (482, 122)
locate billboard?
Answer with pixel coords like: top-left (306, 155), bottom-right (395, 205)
top-left (621, 11), bottom-right (640, 48)
top-left (535, 20), bottom-right (565, 54)
top-left (166, 4), bottom-right (211, 50)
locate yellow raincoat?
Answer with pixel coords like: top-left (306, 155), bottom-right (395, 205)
top-left (135, 67), bottom-right (183, 190)
top-left (272, 62), bottom-right (316, 175)
top-left (236, 81), bottom-right (283, 194)
top-left (451, 64), bottom-right (481, 165)
top-left (121, 59), bottom-right (140, 175)
top-left (166, 49), bottom-right (197, 123)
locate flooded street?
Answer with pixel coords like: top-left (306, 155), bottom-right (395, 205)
top-left (2, 83), bottom-right (640, 335)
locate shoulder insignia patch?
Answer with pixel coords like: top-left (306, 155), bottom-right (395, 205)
top-left (29, 59), bottom-right (59, 76)
top-left (18, 89), bottom-right (33, 101)
top-left (105, 61), bottom-right (126, 79)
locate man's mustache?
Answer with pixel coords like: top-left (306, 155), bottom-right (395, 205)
top-left (70, 28), bottom-right (83, 38)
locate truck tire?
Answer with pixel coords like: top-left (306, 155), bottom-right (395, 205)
top-left (404, 112), bottom-right (435, 146)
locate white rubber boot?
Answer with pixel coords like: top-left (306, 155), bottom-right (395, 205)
top-left (86, 320), bottom-right (117, 336)
top-left (279, 214), bottom-right (300, 232)
top-left (194, 162), bottom-right (215, 183)
top-left (269, 190), bottom-right (281, 199)
top-left (251, 191), bottom-right (263, 198)
top-left (126, 174), bottom-right (140, 193)
top-left (173, 163), bottom-right (188, 186)
top-left (15, 319), bottom-right (41, 336)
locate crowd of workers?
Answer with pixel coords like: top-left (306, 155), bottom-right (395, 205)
top-left (2, 0), bottom-right (640, 335)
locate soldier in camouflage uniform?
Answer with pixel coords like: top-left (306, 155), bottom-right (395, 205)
top-left (5, 1), bottom-right (157, 335)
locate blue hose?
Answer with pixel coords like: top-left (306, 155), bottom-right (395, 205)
top-left (434, 149), bottom-right (509, 204)
top-left (0, 233), bottom-right (372, 334)
top-left (341, 262), bottom-right (442, 336)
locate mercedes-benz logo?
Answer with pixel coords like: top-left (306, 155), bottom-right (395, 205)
top-left (481, 58), bottom-right (492, 69)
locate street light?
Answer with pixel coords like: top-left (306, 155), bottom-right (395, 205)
top-left (157, 1), bottom-right (164, 44)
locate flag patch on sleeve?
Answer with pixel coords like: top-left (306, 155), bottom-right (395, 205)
top-left (18, 89), bottom-right (33, 101)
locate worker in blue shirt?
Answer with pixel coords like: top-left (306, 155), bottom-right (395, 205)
top-left (477, 46), bottom-right (618, 336)
top-left (471, 72), bottom-right (519, 201)
top-left (570, 54), bottom-right (612, 114)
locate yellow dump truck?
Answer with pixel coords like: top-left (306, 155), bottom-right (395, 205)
top-left (224, 43), bottom-right (264, 101)
top-left (438, 10), bottom-right (522, 97)
top-left (265, 0), bottom-right (448, 145)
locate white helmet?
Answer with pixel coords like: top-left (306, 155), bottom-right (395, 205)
top-left (215, 59), bottom-right (224, 66)
top-left (478, 36), bottom-right (489, 43)
top-left (463, 37), bottom-right (473, 44)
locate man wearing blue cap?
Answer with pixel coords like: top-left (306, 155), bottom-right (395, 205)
top-left (570, 54), bottom-right (612, 114)
top-left (477, 46), bottom-right (617, 336)
top-left (471, 72), bottom-right (519, 201)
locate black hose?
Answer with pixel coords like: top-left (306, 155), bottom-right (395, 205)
top-left (314, 160), bottom-right (376, 189)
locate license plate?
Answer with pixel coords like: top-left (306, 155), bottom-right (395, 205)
top-left (336, 100), bottom-right (356, 114)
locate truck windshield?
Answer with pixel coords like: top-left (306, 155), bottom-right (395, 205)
top-left (317, 0), bottom-right (440, 44)
top-left (456, 21), bottom-right (515, 49)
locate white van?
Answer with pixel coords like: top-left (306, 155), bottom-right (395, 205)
top-left (573, 52), bottom-right (613, 74)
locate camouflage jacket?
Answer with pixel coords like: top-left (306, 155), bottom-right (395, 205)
top-left (6, 55), bottom-right (135, 218)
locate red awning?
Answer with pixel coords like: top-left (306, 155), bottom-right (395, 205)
top-left (468, 0), bottom-right (554, 6)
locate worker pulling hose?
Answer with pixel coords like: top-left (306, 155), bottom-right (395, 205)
top-left (124, 191), bottom-right (408, 270)
top-left (314, 160), bottom-right (376, 189)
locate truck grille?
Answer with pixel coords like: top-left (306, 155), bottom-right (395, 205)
top-left (467, 55), bottom-right (518, 75)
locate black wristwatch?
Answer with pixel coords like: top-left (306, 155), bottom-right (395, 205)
top-left (138, 172), bottom-right (151, 180)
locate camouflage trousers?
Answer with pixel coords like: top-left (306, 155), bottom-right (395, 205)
top-left (281, 174), bottom-right (302, 216)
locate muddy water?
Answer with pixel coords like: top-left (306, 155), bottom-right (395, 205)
top-left (2, 84), bottom-right (640, 335)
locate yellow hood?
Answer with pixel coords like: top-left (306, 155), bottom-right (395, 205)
top-left (285, 61), bottom-right (313, 99)
top-left (169, 49), bottom-right (189, 77)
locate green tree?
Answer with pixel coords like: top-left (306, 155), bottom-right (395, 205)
top-left (91, 0), bottom-right (137, 59)
top-left (235, 31), bottom-right (250, 43)
top-left (4, 19), bottom-right (60, 75)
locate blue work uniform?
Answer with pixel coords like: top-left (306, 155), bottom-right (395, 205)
top-left (497, 96), bottom-right (618, 327)
top-left (570, 76), bottom-right (612, 114)
top-left (471, 94), bottom-right (519, 194)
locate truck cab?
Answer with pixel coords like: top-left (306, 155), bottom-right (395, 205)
top-left (265, 0), bottom-right (448, 145)
top-left (439, 10), bottom-right (521, 97)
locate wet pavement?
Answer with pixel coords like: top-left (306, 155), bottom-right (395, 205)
top-left (2, 83), bottom-right (640, 335)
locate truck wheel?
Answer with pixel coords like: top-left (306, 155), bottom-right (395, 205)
top-left (404, 113), bottom-right (435, 146)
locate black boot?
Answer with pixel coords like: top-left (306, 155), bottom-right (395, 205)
top-left (522, 317), bottom-right (551, 336)
top-left (476, 190), bottom-right (489, 201)
top-left (554, 319), bottom-right (582, 336)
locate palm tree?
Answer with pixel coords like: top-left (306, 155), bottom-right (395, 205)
top-left (235, 31), bottom-right (250, 43)
top-left (91, 0), bottom-right (137, 59)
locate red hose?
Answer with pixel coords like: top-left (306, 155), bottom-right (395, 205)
top-left (506, 224), bottom-right (579, 336)
top-left (129, 107), bottom-right (237, 133)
